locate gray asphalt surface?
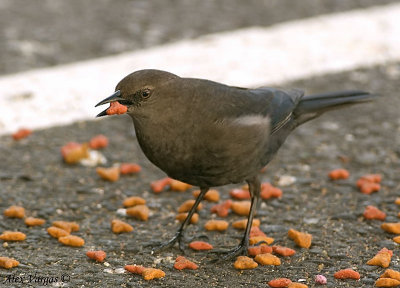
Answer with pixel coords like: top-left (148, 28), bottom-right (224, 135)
top-left (1, 1), bottom-right (400, 288)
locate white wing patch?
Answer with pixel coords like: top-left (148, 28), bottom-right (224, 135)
top-left (231, 115), bottom-right (271, 127)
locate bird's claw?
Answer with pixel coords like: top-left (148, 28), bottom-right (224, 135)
top-left (209, 240), bottom-right (249, 262)
top-left (149, 231), bottom-right (186, 254)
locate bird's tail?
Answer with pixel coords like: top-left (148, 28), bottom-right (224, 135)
top-left (294, 90), bottom-right (375, 125)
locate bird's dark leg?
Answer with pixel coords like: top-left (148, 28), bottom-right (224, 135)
top-left (220, 176), bottom-right (261, 260)
top-left (152, 186), bottom-right (209, 253)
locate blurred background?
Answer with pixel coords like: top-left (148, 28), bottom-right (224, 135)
top-left (0, 0), bottom-right (396, 75)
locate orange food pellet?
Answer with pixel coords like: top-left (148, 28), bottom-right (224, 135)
top-left (356, 174), bottom-right (382, 194)
top-left (86, 250), bottom-right (106, 262)
top-left (0, 257), bottom-right (19, 269)
top-left (88, 134), bottom-right (109, 149)
top-left (123, 196), bottom-right (146, 207)
top-left (25, 217), bottom-right (46, 226)
top-left (288, 283), bottom-right (308, 288)
top-left (61, 142), bottom-right (89, 164)
top-left (272, 246), bottom-right (296, 257)
top-left (12, 128), bottom-right (32, 141)
top-left (210, 199), bottom-right (232, 217)
top-left (174, 256), bottom-right (198, 270)
top-left (175, 212), bottom-right (199, 224)
top-left (106, 101), bottom-right (128, 115)
top-left (58, 235), bottom-right (85, 247)
top-left (288, 229), bottom-right (312, 248)
top-left (375, 278), bottom-right (400, 287)
top-left (249, 236), bottom-right (274, 245)
top-left (47, 226), bottom-right (70, 238)
top-left (255, 253), bottom-right (281, 266)
top-left (261, 182), bottom-right (283, 200)
top-left (232, 219), bottom-right (260, 230)
top-left (150, 177), bottom-right (172, 193)
top-left (0, 231), bottom-right (26, 241)
top-left (4, 205), bottom-right (25, 218)
top-left (126, 205), bottom-right (149, 221)
top-left (367, 248), bottom-right (392, 268)
top-left (363, 205), bottom-right (386, 220)
top-left (248, 245), bottom-right (273, 256)
top-left (52, 221), bottom-right (80, 233)
top-left (267, 278), bottom-right (292, 287)
top-left (395, 198), bottom-right (400, 205)
top-left (230, 188), bottom-right (250, 200)
top-left (204, 220), bottom-right (229, 231)
top-left (192, 189), bottom-right (220, 202)
top-left (250, 226), bottom-right (267, 238)
top-left (169, 179), bottom-right (192, 191)
top-left (111, 219), bottom-right (134, 234)
top-left (233, 256), bottom-right (258, 270)
top-left (142, 268), bottom-right (165, 280)
top-left (380, 269), bottom-right (400, 281)
top-left (381, 223), bottom-right (400, 234)
top-left (231, 201), bottom-right (251, 216)
top-left (96, 166), bottom-right (120, 182)
top-left (393, 236), bottom-right (400, 244)
top-left (125, 264), bottom-right (145, 274)
top-left (334, 268), bottom-right (360, 280)
top-left (120, 163), bottom-right (142, 175)
top-left (178, 200), bottom-right (203, 213)
top-left (189, 241), bottom-right (213, 251)
top-left (328, 168), bottom-right (350, 180)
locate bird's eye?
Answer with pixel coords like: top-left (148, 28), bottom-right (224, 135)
top-left (142, 89), bottom-right (151, 98)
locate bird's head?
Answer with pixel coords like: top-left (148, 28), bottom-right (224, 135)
top-left (95, 69), bottom-right (178, 117)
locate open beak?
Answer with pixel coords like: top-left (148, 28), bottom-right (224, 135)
top-left (95, 90), bottom-right (124, 117)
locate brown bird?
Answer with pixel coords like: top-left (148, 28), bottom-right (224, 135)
top-left (96, 69), bottom-right (374, 258)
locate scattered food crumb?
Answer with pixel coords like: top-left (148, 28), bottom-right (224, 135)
top-left (0, 231), bottom-right (26, 241)
top-left (328, 168), bottom-right (350, 180)
top-left (178, 200), bottom-right (202, 213)
top-left (315, 274), bottom-right (327, 285)
top-left (381, 223), bottom-right (400, 234)
top-left (111, 219), bottom-right (134, 234)
top-left (125, 264), bottom-right (145, 274)
top-left (375, 278), bottom-right (400, 287)
top-left (25, 217), bottom-right (46, 226)
top-left (249, 236), bottom-right (274, 245)
top-left (233, 256), bottom-right (258, 270)
top-left (261, 182), bottom-right (283, 200)
top-left (120, 163), bottom-right (142, 175)
top-left (363, 205), bottom-right (386, 220)
top-left (189, 241), bottom-right (213, 251)
top-left (229, 188), bottom-right (250, 200)
top-left (126, 205), bottom-right (149, 221)
top-left (4, 205), bottom-right (25, 218)
top-left (86, 250), bottom-right (106, 262)
top-left (58, 235), bottom-right (85, 247)
top-left (367, 247), bottom-right (392, 268)
top-left (210, 199), bottom-right (232, 217)
top-left (123, 196), bottom-right (146, 208)
top-left (47, 226), bottom-right (70, 239)
top-left (272, 246), bottom-right (296, 257)
top-left (247, 245), bottom-right (273, 256)
top-left (142, 268), bottom-right (165, 280)
top-left (61, 142), bottom-right (89, 164)
top-left (288, 229), bottom-right (312, 248)
top-left (333, 268), bottom-right (360, 280)
top-left (250, 226), bottom-right (267, 238)
top-left (204, 219), bottom-right (229, 231)
top-left (150, 177), bottom-right (172, 193)
top-left (231, 201), bottom-right (251, 216)
top-left (267, 278), bottom-right (291, 287)
top-left (12, 128), bottom-right (32, 141)
top-left (288, 283), bottom-right (308, 288)
top-left (89, 134), bottom-right (109, 149)
top-left (96, 166), bottom-right (120, 182)
top-left (52, 221), bottom-right (80, 233)
top-left (380, 269), bottom-right (400, 281)
top-left (254, 253), bottom-right (281, 266)
top-left (356, 174), bottom-right (382, 194)
top-left (169, 179), bottom-right (192, 191)
top-left (0, 257), bottom-right (19, 269)
top-left (174, 256), bottom-right (198, 270)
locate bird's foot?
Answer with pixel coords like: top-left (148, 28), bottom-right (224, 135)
top-left (209, 240), bottom-right (249, 262)
top-left (148, 230), bottom-right (185, 254)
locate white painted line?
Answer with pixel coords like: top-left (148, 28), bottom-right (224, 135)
top-left (0, 3), bottom-right (399, 135)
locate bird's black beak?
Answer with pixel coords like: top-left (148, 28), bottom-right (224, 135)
top-left (95, 90), bottom-right (124, 117)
